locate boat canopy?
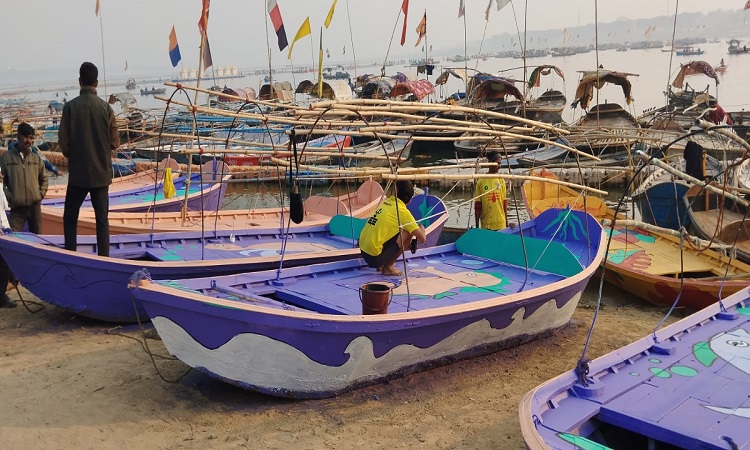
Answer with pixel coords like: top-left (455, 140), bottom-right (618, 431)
top-left (218, 86), bottom-right (256, 102)
top-left (528, 65), bottom-right (565, 88)
top-left (671, 60), bottom-right (719, 89)
top-left (359, 78), bottom-right (394, 99)
top-left (390, 79), bottom-right (435, 101)
top-left (468, 76), bottom-right (523, 105)
top-left (295, 79), bottom-right (353, 100)
top-left (572, 70), bottom-right (634, 110)
top-left (435, 68), bottom-right (468, 86)
top-left (258, 81), bottom-right (293, 101)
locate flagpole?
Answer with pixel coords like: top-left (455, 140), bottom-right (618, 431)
top-left (263, 3), bottom-right (275, 101)
top-left (345, 0), bottom-right (358, 78)
top-left (318, 28), bottom-right (324, 99)
top-left (97, 2), bottom-right (108, 97)
top-left (195, 33), bottom-right (205, 105)
top-left (463, 3), bottom-right (468, 96)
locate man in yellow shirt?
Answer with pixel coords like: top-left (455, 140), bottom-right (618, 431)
top-left (360, 180), bottom-right (426, 276)
top-left (474, 151), bottom-right (507, 230)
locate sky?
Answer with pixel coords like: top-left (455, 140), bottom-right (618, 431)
top-left (0, 0), bottom-right (742, 86)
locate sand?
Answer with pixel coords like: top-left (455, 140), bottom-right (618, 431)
top-left (0, 281), bottom-right (684, 449)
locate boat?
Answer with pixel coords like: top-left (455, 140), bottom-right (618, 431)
top-left (39, 179), bottom-right (385, 235)
top-left (522, 169), bottom-right (750, 310)
top-left (44, 159), bottom-right (181, 200)
top-left (140, 87), bottom-right (167, 96)
top-left (683, 185), bottom-right (750, 263)
top-left (728, 38), bottom-right (750, 55)
top-left (0, 193), bottom-right (448, 322)
top-left (675, 45), bottom-right (705, 56)
top-left (567, 69), bottom-right (641, 155)
top-left (125, 78), bottom-right (136, 90)
top-left (40, 161), bottom-right (231, 215)
top-left (128, 207), bottom-right (606, 398)
top-left (520, 285), bottom-right (750, 449)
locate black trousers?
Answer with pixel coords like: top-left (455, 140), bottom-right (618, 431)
top-left (63, 185), bottom-right (110, 257)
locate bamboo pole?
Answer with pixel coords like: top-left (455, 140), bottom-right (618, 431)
top-left (600, 218), bottom-right (736, 251)
top-left (698, 119), bottom-right (750, 153)
top-left (637, 151), bottom-right (750, 208)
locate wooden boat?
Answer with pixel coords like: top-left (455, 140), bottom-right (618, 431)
top-left (522, 169), bottom-right (750, 309)
top-left (41, 162), bottom-right (231, 215)
top-left (0, 193), bottom-right (448, 322)
top-left (128, 208), bottom-right (606, 398)
top-left (728, 38), bottom-right (750, 55)
top-left (675, 45), bottom-right (705, 56)
top-left (40, 179), bottom-right (385, 235)
top-left (140, 87), bottom-right (167, 95)
top-left (44, 159), bottom-right (181, 199)
top-left (520, 285), bottom-right (750, 449)
top-left (308, 136), bottom-right (413, 168)
top-left (684, 185), bottom-right (750, 263)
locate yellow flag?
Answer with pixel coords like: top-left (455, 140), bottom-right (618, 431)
top-left (324, 0), bottom-right (337, 28)
top-left (163, 167), bottom-right (176, 199)
top-left (287, 17), bottom-right (311, 59)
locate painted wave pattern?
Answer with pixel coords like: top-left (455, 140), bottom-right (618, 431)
top-left (152, 294), bottom-right (580, 395)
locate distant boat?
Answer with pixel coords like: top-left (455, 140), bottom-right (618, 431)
top-left (125, 78), bottom-right (136, 90)
top-left (140, 87), bottom-right (166, 95)
top-left (675, 45), bottom-right (704, 56)
top-left (728, 38), bottom-right (750, 55)
top-left (660, 45), bottom-right (674, 53)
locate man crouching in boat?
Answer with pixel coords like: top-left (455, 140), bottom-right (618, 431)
top-left (359, 180), bottom-right (426, 277)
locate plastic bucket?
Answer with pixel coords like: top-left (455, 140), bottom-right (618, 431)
top-left (359, 283), bottom-right (392, 315)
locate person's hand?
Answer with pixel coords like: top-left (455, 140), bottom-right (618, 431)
top-left (409, 237), bottom-right (418, 254)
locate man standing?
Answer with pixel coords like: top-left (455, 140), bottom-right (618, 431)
top-left (58, 62), bottom-right (119, 257)
top-left (0, 122), bottom-right (49, 307)
top-left (474, 151), bottom-right (508, 231)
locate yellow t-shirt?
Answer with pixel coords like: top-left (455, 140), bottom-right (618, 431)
top-left (359, 196), bottom-right (419, 256)
top-left (475, 177), bottom-right (507, 230)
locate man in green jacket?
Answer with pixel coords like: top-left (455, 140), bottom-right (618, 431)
top-left (0, 122), bottom-right (49, 307)
top-left (58, 62), bottom-right (119, 257)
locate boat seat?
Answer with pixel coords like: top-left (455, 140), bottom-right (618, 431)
top-left (328, 215), bottom-right (367, 240)
top-left (304, 195), bottom-right (350, 217)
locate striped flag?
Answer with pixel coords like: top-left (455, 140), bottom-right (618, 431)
top-left (324, 0), bottom-right (337, 29)
top-left (168, 26), bottom-right (182, 67)
top-left (400, 0), bottom-right (409, 46)
top-left (198, 0), bottom-right (210, 35)
top-left (267, 0), bottom-right (288, 51)
top-left (288, 17), bottom-right (311, 59)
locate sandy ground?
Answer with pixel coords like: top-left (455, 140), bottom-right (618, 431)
top-left (0, 280), bottom-right (686, 450)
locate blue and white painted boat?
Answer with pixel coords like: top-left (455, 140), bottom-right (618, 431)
top-left (0, 194), bottom-right (447, 323)
top-left (128, 208), bottom-right (606, 398)
top-left (520, 286), bottom-right (750, 450)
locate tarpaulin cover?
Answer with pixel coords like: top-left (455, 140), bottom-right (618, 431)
top-left (528, 65), bottom-right (565, 88)
top-left (295, 79), bottom-right (353, 100)
top-left (468, 77), bottom-right (523, 105)
top-left (390, 79), bottom-right (435, 101)
top-left (671, 60), bottom-right (719, 89)
top-left (572, 70), bottom-right (633, 110)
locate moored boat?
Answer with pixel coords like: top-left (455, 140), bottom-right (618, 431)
top-left (128, 208), bottom-right (606, 398)
top-left (0, 193), bottom-right (448, 322)
top-left (520, 285), bottom-right (750, 449)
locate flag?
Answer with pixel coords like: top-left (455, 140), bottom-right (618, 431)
top-left (400, 0), bottom-right (409, 46)
top-left (168, 26), bottom-right (182, 67)
top-left (288, 17), bottom-right (311, 59)
top-left (458, 0), bottom-right (465, 18)
top-left (496, 0), bottom-right (511, 10)
top-left (324, 0), bottom-right (337, 28)
top-left (95, 0), bottom-right (100, 16)
top-left (318, 31), bottom-right (324, 97)
top-left (202, 34), bottom-right (213, 71)
top-left (198, 0), bottom-right (210, 35)
top-left (415, 12), bottom-right (426, 47)
top-left (745, 0), bottom-right (750, 10)
top-left (343, 45), bottom-right (346, 54)
top-left (326, 48), bottom-right (330, 58)
top-left (124, 61), bottom-right (128, 71)
top-left (267, 0), bottom-right (288, 51)
top-left (485, 0), bottom-right (492, 20)
top-left (163, 167), bottom-right (176, 199)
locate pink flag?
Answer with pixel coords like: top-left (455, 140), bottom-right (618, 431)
top-left (400, 0), bottom-right (409, 46)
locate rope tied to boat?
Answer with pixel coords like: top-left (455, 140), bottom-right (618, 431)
top-left (130, 269), bottom-right (153, 289)
top-left (575, 358), bottom-right (591, 387)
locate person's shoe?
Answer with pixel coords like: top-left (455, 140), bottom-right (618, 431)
top-left (0, 294), bottom-right (17, 308)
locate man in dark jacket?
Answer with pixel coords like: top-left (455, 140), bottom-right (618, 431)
top-left (58, 62), bottom-right (120, 257)
top-left (0, 122), bottom-right (49, 307)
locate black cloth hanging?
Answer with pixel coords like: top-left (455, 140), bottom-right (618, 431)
top-left (684, 140), bottom-right (705, 180)
top-left (425, 64), bottom-right (434, 76)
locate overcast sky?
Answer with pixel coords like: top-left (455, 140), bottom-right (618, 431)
top-left (0, 0), bottom-right (741, 82)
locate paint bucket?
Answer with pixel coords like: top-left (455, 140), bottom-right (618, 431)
top-left (359, 283), bottom-right (392, 315)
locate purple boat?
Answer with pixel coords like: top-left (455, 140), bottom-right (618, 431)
top-left (0, 194), bottom-right (447, 323)
top-left (41, 161), bottom-right (231, 214)
top-left (129, 208), bottom-right (606, 398)
top-left (520, 286), bottom-right (750, 449)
